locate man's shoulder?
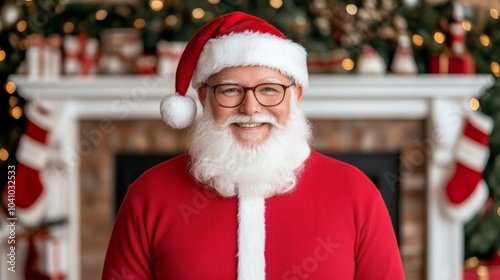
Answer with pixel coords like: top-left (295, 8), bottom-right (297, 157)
top-left (127, 153), bottom-right (195, 195)
top-left (307, 150), bottom-right (366, 176)
top-left (138, 153), bottom-right (191, 180)
top-left (304, 150), bottom-right (379, 195)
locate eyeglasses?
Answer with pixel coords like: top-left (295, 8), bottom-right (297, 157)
top-left (203, 82), bottom-right (294, 108)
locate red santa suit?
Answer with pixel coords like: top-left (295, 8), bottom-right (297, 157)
top-left (102, 150), bottom-right (404, 279)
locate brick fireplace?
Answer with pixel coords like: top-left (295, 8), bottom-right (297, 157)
top-left (9, 74), bottom-right (494, 280)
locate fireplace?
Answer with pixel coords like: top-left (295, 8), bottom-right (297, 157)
top-left (325, 152), bottom-right (401, 242)
top-left (9, 74), bottom-right (494, 280)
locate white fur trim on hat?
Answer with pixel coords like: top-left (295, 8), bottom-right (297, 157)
top-left (160, 94), bottom-right (197, 129)
top-left (192, 32), bottom-right (308, 88)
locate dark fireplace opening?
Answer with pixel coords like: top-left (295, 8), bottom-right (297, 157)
top-left (322, 152), bottom-right (400, 243)
top-left (115, 152), bottom-right (400, 242)
top-left (114, 153), bottom-right (181, 214)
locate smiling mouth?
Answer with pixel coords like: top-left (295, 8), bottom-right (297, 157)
top-left (236, 123), bottom-right (264, 128)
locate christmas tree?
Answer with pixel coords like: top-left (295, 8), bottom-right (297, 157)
top-left (0, 0), bottom-right (499, 264)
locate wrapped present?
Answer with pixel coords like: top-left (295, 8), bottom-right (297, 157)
top-left (81, 35), bottom-right (99, 76)
top-left (26, 34), bottom-right (62, 79)
top-left (307, 49), bottom-right (349, 74)
top-left (137, 53), bottom-right (157, 75)
top-left (99, 28), bottom-right (143, 74)
top-left (429, 52), bottom-right (475, 74)
top-left (26, 34), bottom-right (45, 78)
top-left (44, 34), bottom-right (62, 78)
top-left (429, 3), bottom-right (475, 74)
top-left (63, 35), bottom-right (82, 75)
top-left (3, 228), bottom-right (66, 280)
top-left (63, 33), bottom-right (98, 76)
top-left (25, 229), bottom-right (66, 280)
top-left (34, 230), bottom-right (66, 279)
top-left (157, 40), bottom-right (186, 76)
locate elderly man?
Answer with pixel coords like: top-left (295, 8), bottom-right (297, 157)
top-left (102, 12), bottom-right (404, 280)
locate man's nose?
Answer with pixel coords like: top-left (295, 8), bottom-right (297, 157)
top-left (239, 90), bottom-right (261, 115)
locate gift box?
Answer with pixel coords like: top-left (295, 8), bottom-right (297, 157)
top-left (26, 33), bottom-right (62, 79)
top-left (156, 40), bottom-right (186, 76)
top-left (307, 49), bottom-right (349, 74)
top-left (137, 53), bottom-right (157, 75)
top-left (63, 35), bottom-right (81, 75)
top-left (4, 229), bottom-right (67, 280)
top-left (429, 52), bottom-right (475, 74)
top-left (63, 33), bottom-right (99, 76)
top-left (81, 36), bottom-right (99, 76)
top-left (99, 28), bottom-right (143, 74)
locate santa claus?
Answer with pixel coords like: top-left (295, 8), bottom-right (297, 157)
top-left (102, 11), bottom-right (404, 280)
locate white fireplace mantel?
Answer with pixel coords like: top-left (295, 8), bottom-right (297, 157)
top-left (10, 74), bottom-right (493, 119)
top-left (8, 74), bottom-right (495, 280)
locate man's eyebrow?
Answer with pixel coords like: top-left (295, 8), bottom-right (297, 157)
top-left (218, 79), bottom-right (240, 84)
top-left (261, 77), bottom-right (284, 83)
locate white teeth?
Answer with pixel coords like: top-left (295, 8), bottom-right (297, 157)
top-left (238, 123), bottom-right (261, 128)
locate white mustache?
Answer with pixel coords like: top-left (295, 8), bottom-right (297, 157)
top-left (223, 114), bottom-right (282, 128)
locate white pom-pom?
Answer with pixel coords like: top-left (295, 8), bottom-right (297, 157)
top-left (160, 94), bottom-right (197, 129)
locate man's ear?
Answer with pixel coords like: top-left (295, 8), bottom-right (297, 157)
top-left (197, 87), bottom-right (206, 107)
top-left (294, 84), bottom-right (303, 102)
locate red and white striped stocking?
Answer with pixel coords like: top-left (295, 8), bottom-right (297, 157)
top-left (3, 101), bottom-right (54, 227)
top-left (443, 109), bottom-right (493, 222)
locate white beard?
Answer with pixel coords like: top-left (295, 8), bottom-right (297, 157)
top-left (187, 99), bottom-right (312, 198)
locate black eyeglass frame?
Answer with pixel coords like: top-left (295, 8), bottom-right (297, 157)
top-left (203, 82), bottom-right (295, 108)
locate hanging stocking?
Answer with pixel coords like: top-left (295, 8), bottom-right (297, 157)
top-left (443, 109), bottom-right (493, 223)
top-left (3, 101), bottom-right (55, 227)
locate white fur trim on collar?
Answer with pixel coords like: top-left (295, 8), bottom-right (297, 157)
top-left (192, 32), bottom-right (308, 88)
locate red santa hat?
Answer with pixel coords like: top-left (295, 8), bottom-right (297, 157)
top-left (160, 11), bottom-right (309, 129)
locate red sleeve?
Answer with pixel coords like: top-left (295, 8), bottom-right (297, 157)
top-left (354, 192), bottom-right (405, 279)
top-left (101, 186), bottom-right (153, 280)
